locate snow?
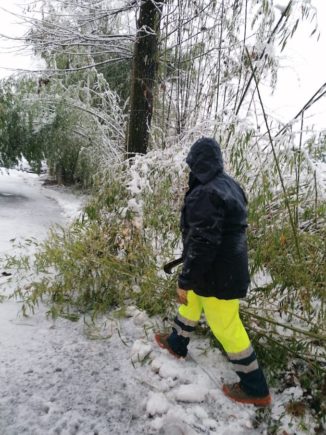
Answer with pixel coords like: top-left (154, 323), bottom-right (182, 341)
top-left (172, 385), bottom-right (209, 403)
top-left (131, 339), bottom-right (152, 363)
top-left (0, 170), bottom-right (321, 434)
top-left (146, 392), bottom-right (170, 417)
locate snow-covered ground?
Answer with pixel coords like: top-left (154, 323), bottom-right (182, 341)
top-left (0, 170), bottom-right (314, 435)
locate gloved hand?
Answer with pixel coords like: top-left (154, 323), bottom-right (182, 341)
top-left (176, 288), bottom-right (188, 305)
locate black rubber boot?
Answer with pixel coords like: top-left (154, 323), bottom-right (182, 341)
top-left (155, 329), bottom-right (189, 358)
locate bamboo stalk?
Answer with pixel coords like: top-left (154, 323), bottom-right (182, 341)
top-left (225, 0), bottom-right (294, 147)
top-left (295, 113), bottom-right (304, 227)
top-left (246, 324), bottom-right (326, 371)
top-left (245, 45), bottom-right (302, 260)
top-left (242, 308), bottom-right (326, 341)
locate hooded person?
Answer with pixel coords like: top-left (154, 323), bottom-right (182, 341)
top-left (155, 137), bottom-right (271, 407)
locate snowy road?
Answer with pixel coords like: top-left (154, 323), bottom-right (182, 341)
top-left (0, 171), bottom-right (309, 435)
top-left (0, 170), bottom-right (66, 254)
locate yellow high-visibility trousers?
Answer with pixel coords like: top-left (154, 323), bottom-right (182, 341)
top-left (171, 290), bottom-right (269, 397)
top-left (178, 290), bottom-right (250, 353)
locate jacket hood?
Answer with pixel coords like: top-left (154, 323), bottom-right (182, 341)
top-left (186, 137), bottom-right (223, 184)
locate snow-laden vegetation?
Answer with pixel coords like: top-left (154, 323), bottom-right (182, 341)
top-left (0, 0), bottom-right (325, 431)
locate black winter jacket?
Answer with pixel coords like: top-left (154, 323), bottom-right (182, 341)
top-left (178, 137), bottom-right (250, 299)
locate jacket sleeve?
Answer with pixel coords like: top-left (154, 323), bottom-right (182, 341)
top-left (178, 188), bottom-right (225, 290)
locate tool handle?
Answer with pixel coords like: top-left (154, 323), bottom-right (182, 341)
top-left (163, 257), bottom-right (183, 274)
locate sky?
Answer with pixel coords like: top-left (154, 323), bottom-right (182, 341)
top-left (264, 0), bottom-right (326, 129)
top-left (0, 0), bottom-right (44, 78)
top-left (0, 0), bottom-right (325, 129)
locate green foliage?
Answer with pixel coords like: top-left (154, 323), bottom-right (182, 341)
top-left (0, 68), bottom-right (125, 185)
top-left (245, 192), bottom-right (326, 374)
top-left (95, 57), bottom-right (132, 104)
top-left (0, 80), bottom-right (35, 168)
top-left (8, 164), bottom-right (183, 319)
top-left (249, 224), bottom-right (326, 301)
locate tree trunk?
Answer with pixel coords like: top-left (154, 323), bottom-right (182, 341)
top-left (126, 0), bottom-right (164, 157)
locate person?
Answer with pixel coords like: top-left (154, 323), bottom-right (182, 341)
top-left (155, 137), bottom-right (271, 407)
